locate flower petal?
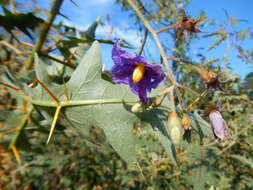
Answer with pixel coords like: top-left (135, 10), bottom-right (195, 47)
top-left (145, 63), bottom-right (165, 91)
top-left (128, 79), bottom-right (138, 95)
top-left (209, 111), bottom-right (229, 140)
top-left (129, 78), bottom-right (148, 103)
top-left (137, 77), bottom-right (149, 103)
top-left (111, 63), bottom-right (134, 84)
top-left (112, 40), bottom-right (135, 65)
top-left (132, 55), bottom-right (148, 65)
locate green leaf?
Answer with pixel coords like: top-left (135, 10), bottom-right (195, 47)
top-left (231, 154), bottom-right (253, 169)
top-left (64, 41), bottom-right (138, 164)
top-left (26, 41), bottom-right (173, 166)
top-left (81, 17), bottom-right (100, 39)
top-left (207, 35), bottom-right (227, 51)
top-left (155, 129), bottom-right (177, 165)
top-left (0, 7), bottom-right (43, 39)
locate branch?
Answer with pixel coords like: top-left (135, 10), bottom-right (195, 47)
top-left (39, 53), bottom-right (76, 69)
top-left (25, 0), bottom-right (64, 70)
top-left (9, 105), bottom-right (33, 148)
top-left (156, 23), bottom-right (179, 34)
top-left (138, 29), bottom-right (148, 55)
top-left (0, 40), bottom-right (76, 69)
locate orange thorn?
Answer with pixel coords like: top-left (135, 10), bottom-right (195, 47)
top-left (36, 80), bottom-right (61, 104)
top-left (0, 61), bottom-right (11, 65)
top-left (20, 41), bottom-right (34, 48)
top-left (0, 128), bottom-right (20, 135)
top-left (28, 80), bottom-right (60, 104)
top-left (11, 146), bottom-right (21, 164)
top-left (0, 82), bottom-right (20, 91)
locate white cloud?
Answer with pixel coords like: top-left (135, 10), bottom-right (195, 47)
top-left (97, 23), bottom-right (142, 47)
top-left (60, 19), bottom-right (141, 47)
top-left (61, 19), bottom-right (87, 31)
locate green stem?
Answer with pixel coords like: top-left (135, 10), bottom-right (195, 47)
top-left (25, 0), bottom-right (64, 70)
top-left (138, 29), bottom-right (148, 55)
top-left (9, 107), bottom-right (33, 148)
top-left (20, 92), bottom-right (139, 107)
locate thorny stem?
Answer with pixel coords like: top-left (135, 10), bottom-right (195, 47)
top-left (25, 0), bottom-right (64, 70)
top-left (19, 91), bottom-right (138, 107)
top-left (0, 82), bottom-right (160, 109)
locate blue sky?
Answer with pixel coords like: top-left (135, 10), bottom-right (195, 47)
top-left (16, 0), bottom-right (253, 78)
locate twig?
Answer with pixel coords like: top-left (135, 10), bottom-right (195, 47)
top-left (25, 0), bottom-right (64, 70)
top-left (176, 83), bottom-right (200, 97)
top-left (184, 90), bottom-right (208, 112)
top-left (0, 82), bottom-right (20, 91)
top-left (217, 125), bottom-right (253, 155)
top-left (167, 56), bottom-right (200, 67)
top-left (0, 40), bottom-right (21, 54)
top-left (156, 23), bottom-right (179, 34)
top-left (138, 29), bottom-right (148, 55)
top-left (9, 105), bottom-right (33, 148)
top-left (0, 40), bottom-right (76, 69)
top-left (176, 83), bottom-right (209, 104)
top-left (240, 98), bottom-right (253, 107)
top-left (39, 53), bottom-right (76, 69)
top-left (166, 171), bottom-right (182, 180)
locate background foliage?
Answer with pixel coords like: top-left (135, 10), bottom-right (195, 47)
top-left (0, 0), bottom-right (252, 189)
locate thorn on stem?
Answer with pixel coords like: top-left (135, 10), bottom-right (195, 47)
top-left (46, 106), bottom-right (62, 144)
top-left (11, 146), bottom-right (21, 164)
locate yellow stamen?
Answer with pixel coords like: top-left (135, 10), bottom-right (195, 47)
top-left (132, 64), bottom-right (145, 83)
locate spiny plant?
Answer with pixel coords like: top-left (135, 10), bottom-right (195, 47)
top-left (0, 0), bottom-right (252, 189)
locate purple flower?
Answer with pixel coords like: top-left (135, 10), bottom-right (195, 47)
top-left (111, 41), bottom-right (165, 103)
top-left (209, 111), bottom-right (229, 140)
top-left (250, 114), bottom-right (253, 121)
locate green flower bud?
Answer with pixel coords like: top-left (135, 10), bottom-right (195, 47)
top-left (131, 102), bottom-right (147, 113)
top-left (167, 112), bottom-right (183, 144)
